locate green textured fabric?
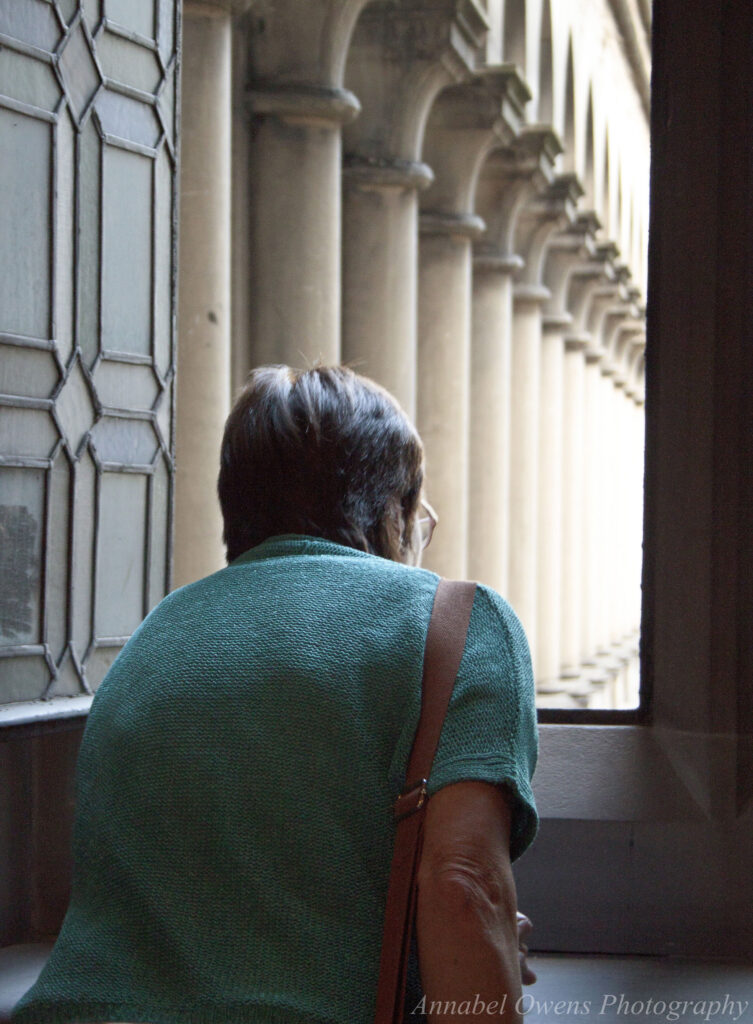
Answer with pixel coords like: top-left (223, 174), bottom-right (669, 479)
top-left (14, 535), bottom-right (538, 1024)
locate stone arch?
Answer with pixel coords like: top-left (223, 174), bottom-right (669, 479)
top-left (538, 0), bottom-right (553, 124)
top-left (562, 33), bottom-right (575, 171)
top-left (503, 0), bottom-right (526, 70)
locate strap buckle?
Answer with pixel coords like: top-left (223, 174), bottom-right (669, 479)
top-left (394, 778), bottom-right (428, 822)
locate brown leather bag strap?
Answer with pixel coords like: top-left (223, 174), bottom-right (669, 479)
top-left (373, 578), bottom-right (478, 1024)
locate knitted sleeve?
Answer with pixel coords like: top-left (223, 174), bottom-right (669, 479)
top-left (427, 584), bottom-right (539, 862)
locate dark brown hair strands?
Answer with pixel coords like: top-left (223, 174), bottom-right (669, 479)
top-left (217, 365), bottom-right (424, 563)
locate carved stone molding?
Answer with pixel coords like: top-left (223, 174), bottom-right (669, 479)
top-left (247, 83), bottom-right (361, 125)
top-left (344, 0), bottom-right (489, 169)
top-left (474, 126), bottom-right (562, 263)
top-left (341, 156), bottom-right (434, 191)
top-left (420, 64), bottom-right (529, 218)
top-left (419, 211), bottom-right (486, 239)
top-left (514, 174), bottom-right (582, 288)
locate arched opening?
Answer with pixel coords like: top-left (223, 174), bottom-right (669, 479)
top-left (562, 34), bottom-right (575, 171)
top-left (538, 0), bottom-right (553, 124)
top-left (503, 0), bottom-right (526, 70)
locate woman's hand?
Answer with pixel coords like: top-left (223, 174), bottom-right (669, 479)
top-left (516, 912), bottom-right (537, 985)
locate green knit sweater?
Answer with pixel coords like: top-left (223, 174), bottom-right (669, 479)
top-left (14, 535), bottom-right (538, 1024)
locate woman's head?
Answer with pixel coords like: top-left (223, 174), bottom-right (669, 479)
top-left (218, 365), bottom-right (424, 564)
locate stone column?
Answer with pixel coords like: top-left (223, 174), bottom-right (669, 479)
top-left (342, 163), bottom-right (429, 417)
top-left (581, 347), bottom-right (606, 677)
top-left (416, 72), bottom-right (527, 580)
top-left (597, 359), bottom-right (621, 659)
top-left (535, 214), bottom-right (594, 693)
top-left (508, 176), bottom-right (579, 668)
top-left (468, 252), bottom-right (521, 592)
top-left (559, 335), bottom-right (588, 677)
top-left (508, 285), bottom-right (548, 654)
top-left (417, 221), bottom-right (478, 579)
top-left (535, 312), bottom-right (569, 689)
top-left (341, 2), bottom-right (488, 418)
top-left (468, 126), bottom-right (561, 595)
top-left (245, 0), bottom-right (369, 368)
top-left (612, 319), bottom-right (644, 653)
top-left (557, 261), bottom-right (614, 685)
top-left (175, 2), bottom-right (240, 587)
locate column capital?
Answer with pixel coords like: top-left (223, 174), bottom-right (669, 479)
top-left (513, 283), bottom-right (552, 308)
top-left (543, 311), bottom-right (574, 333)
top-left (564, 334), bottom-right (591, 353)
top-left (342, 155), bottom-right (434, 191)
top-left (420, 211), bottom-right (486, 239)
top-left (584, 347), bottom-right (604, 366)
top-left (472, 247), bottom-right (525, 274)
top-left (596, 239), bottom-right (621, 265)
top-left (247, 83), bottom-right (361, 125)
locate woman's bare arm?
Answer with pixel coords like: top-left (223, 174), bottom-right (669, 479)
top-left (416, 781), bottom-right (523, 1024)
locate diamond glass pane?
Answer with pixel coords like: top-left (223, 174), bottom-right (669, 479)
top-left (54, 359), bottom-right (97, 458)
top-left (101, 146), bottom-right (153, 355)
top-left (0, 108), bottom-right (51, 339)
top-left (57, 17), bottom-right (101, 122)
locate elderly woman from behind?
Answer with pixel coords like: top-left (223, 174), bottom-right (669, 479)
top-left (14, 365), bottom-right (538, 1024)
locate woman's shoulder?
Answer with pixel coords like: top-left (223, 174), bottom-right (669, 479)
top-left (469, 584), bottom-right (530, 656)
